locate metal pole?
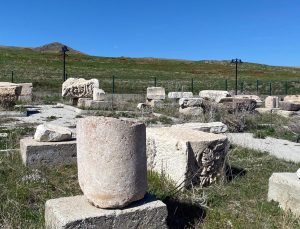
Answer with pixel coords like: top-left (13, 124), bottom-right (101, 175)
top-left (235, 60), bottom-right (238, 95)
top-left (112, 75), bottom-right (115, 94)
top-left (285, 81), bottom-right (288, 95)
top-left (63, 51), bottom-right (66, 81)
top-left (11, 71), bottom-right (14, 83)
top-left (191, 78), bottom-right (194, 93)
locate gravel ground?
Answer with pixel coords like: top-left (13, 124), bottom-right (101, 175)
top-left (227, 133), bottom-right (300, 163)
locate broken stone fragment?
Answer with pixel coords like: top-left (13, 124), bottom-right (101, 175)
top-left (168, 92), bottom-right (193, 99)
top-left (179, 97), bottom-right (203, 108)
top-left (62, 78), bottom-right (99, 98)
top-left (93, 88), bottom-right (105, 101)
top-left (34, 124), bottom-right (73, 142)
top-left (146, 87), bottom-right (165, 100)
top-left (265, 96), bottom-right (279, 109)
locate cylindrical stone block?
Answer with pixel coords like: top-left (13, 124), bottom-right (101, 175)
top-left (77, 116), bottom-right (147, 209)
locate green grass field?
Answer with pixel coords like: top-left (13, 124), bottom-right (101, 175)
top-left (1, 47), bottom-right (300, 95)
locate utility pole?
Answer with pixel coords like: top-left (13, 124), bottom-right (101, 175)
top-left (231, 58), bottom-right (243, 95)
top-left (61, 45), bottom-right (69, 81)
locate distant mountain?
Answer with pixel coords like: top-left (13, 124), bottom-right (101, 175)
top-left (34, 42), bottom-right (83, 54)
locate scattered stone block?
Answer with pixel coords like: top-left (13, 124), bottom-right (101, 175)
top-left (147, 127), bottom-right (229, 188)
top-left (219, 97), bottom-right (257, 111)
top-left (62, 78), bottom-right (99, 98)
top-left (265, 96), bottom-right (279, 108)
top-left (146, 99), bottom-right (164, 108)
top-left (78, 98), bottom-right (112, 110)
top-left (268, 173), bottom-right (300, 217)
top-left (93, 88), bottom-right (105, 101)
top-left (279, 101), bottom-right (300, 111)
top-left (146, 87), bottom-right (165, 100)
top-left (18, 83), bottom-right (33, 101)
top-left (284, 95), bottom-right (300, 103)
top-left (233, 95), bottom-right (262, 107)
top-left (199, 90), bottom-right (231, 103)
top-left (77, 117), bottom-right (147, 208)
top-left (172, 122), bottom-right (228, 134)
top-left (168, 92), bottom-right (193, 99)
top-left (20, 137), bottom-right (76, 167)
top-left (0, 82), bottom-right (22, 108)
top-left (34, 124), bottom-right (73, 142)
top-left (179, 97), bottom-right (203, 108)
top-left (179, 107), bottom-right (203, 116)
top-left (45, 194), bottom-right (168, 229)
top-left (137, 102), bottom-right (150, 110)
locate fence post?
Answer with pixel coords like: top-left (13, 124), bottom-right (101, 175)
top-left (285, 81), bottom-right (288, 95)
top-left (269, 82), bottom-right (272, 95)
top-left (112, 75), bottom-right (115, 94)
top-left (11, 71), bottom-right (14, 83)
top-left (191, 78), bottom-right (194, 93)
top-left (240, 81), bottom-right (244, 93)
top-left (154, 77), bottom-right (157, 87)
top-left (225, 79), bottom-right (228, 91)
top-left (256, 80), bottom-right (259, 95)
top-left (66, 73), bottom-right (68, 80)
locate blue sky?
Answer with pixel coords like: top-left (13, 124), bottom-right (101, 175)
top-left (0, 0), bottom-right (299, 66)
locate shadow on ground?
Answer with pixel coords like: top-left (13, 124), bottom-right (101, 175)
top-left (225, 164), bottom-right (247, 182)
top-left (164, 197), bottom-right (205, 228)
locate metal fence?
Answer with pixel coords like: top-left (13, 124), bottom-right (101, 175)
top-left (1, 70), bottom-right (300, 95)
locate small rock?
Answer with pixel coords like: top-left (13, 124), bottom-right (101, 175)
top-left (93, 88), bottom-right (106, 101)
top-left (34, 124), bottom-right (73, 142)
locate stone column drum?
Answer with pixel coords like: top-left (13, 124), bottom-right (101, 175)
top-left (77, 117), bottom-right (147, 209)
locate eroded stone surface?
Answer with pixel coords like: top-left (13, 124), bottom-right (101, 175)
top-left (45, 194), bottom-right (168, 229)
top-left (147, 127), bottom-right (229, 188)
top-left (146, 87), bottom-right (165, 100)
top-left (284, 95), bottom-right (300, 103)
top-left (268, 173), bottom-right (300, 217)
top-left (34, 124), bottom-right (73, 142)
top-left (172, 122), bottom-right (228, 134)
top-left (199, 90), bottom-right (231, 103)
top-left (179, 107), bottom-right (203, 116)
top-left (0, 82), bottom-right (22, 108)
top-left (279, 101), bottom-right (300, 111)
top-left (219, 97), bottom-right (257, 111)
top-left (265, 96), bottom-right (279, 108)
top-left (78, 98), bottom-right (112, 110)
top-left (146, 99), bottom-right (164, 108)
top-left (18, 83), bottom-right (33, 101)
top-left (93, 88), bottom-right (106, 101)
top-left (62, 78), bottom-right (99, 98)
top-left (168, 92), bottom-right (193, 99)
top-left (77, 117), bottom-right (147, 208)
top-left (233, 95), bottom-right (262, 107)
top-left (179, 98), bottom-right (203, 108)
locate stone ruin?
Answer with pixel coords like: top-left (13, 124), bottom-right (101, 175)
top-left (20, 124), bottom-right (76, 167)
top-left (45, 117), bottom-right (168, 228)
top-left (179, 97), bottom-right (204, 115)
top-left (147, 126), bottom-right (229, 188)
top-left (0, 82), bottom-right (22, 109)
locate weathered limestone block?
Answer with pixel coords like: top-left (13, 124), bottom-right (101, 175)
top-left (78, 98), bottom-right (112, 110)
top-left (199, 90), bottom-right (231, 103)
top-left (146, 99), bottom-right (164, 108)
top-left (279, 101), bottom-right (300, 111)
top-left (268, 173), bottom-right (300, 217)
top-left (265, 96), bottom-right (279, 108)
top-left (172, 122), bottom-right (228, 134)
top-left (45, 194), bottom-right (168, 229)
top-left (93, 88), bottom-right (105, 101)
top-left (219, 97), bottom-right (257, 111)
top-left (77, 117), bottom-right (147, 208)
top-left (146, 127), bottom-right (229, 188)
top-left (62, 78), bottom-right (99, 98)
top-left (0, 82), bottom-right (22, 108)
top-left (34, 124), bottom-right (73, 142)
top-left (18, 83), bottom-right (33, 101)
top-left (137, 102), bottom-right (151, 110)
top-left (233, 95), bottom-right (262, 107)
top-left (255, 108), bottom-right (297, 117)
top-left (179, 107), bottom-right (203, 116)
top-left (168, 92), bottom-right (193, 99)
top-left (147, 87), bottom-right (165, 100)
top-left (179, 98), bottom-right (203, 108)
top-left (284, 95), bottom-right (300, 103)
top-left (20, 137), bottom-right (76, 167)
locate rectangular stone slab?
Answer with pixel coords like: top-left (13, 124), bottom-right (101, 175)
top-left (45, 194), bottom-right (168, 229)
top-left (20, 137), bottom-right (76, 167)
top-left (268, 173), bottom-right (300, 217)
top-left (147, 127), bottom-right (229, 188)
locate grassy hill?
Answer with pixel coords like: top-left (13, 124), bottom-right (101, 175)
top-left (0, 44), bottom-right (299, 95)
